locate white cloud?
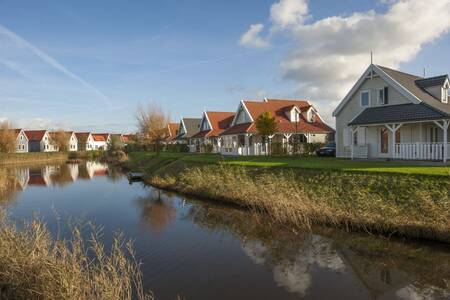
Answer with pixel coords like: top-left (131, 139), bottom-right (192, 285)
top-left (239, 24), bottom-right (270, 48)
top-left (239, 0), bottom-right (450, 125)
top-left (270, 0), bottom-right (308, 28)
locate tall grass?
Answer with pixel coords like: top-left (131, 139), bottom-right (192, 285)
top-left (0, 152), bottom-right (68, 166)
top-left (0, 211), bottom-right (153, 300)
top-left (148, 162), bottom-right (450, 243)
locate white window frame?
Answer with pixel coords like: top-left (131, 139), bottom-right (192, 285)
top-left (442, 86), bottom-right (449, 103)
top-left (378, 88), bottom-right (387, 105)
top-left (360, 90), bottom-right (370, 107)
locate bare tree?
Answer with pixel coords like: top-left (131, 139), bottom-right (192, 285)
top-left (0, 122), bottom-right (17, 153)
top-left (136, 103), bottom-right (170, 154)
top-left (50, 131), bottom-right (70, 152)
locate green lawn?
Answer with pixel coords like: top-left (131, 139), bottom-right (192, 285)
top-left (129, 152), bottom-right (450, 176)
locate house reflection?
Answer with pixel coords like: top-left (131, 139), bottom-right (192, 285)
top-left (7, 162), bottom-right (111, 191)
top-left (183, 198), bottom-right (450, 300)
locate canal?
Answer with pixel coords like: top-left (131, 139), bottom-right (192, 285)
top-left (1, 162), bottom-right (449, 299)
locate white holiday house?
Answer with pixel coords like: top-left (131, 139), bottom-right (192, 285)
top-left (219, 98), bottom-right (334, 156)
top-left (24, 130), bottom-right (57, 152)
top-left (333, 64), bottom-right (450, 162)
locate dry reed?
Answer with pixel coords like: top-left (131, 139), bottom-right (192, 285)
top-left (148, 162), bottom-right (450, 243)
top-left (0, 210), bottom-right (153, 300)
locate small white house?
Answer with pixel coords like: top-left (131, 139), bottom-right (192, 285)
top-left (75, 132), bottom-right (95, 151)
top-left (24, 130), bottom-right (57, 152)
top-left (12, 129), bottom-right (28, 153)
top-left (91, 133), bottom-right (110, 150)
top-left (66, 131), bottom-right (78, 151)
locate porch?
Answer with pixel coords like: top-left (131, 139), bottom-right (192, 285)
top-left (219, 133), bottom-right (322, 156)
top-left (348, 119), bottom-right (450, 162)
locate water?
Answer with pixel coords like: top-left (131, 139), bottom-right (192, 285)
top-left (2, 162), bottom-right (449, 300)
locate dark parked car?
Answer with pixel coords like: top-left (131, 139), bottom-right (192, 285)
top-left (316, 142), bottom-right (336, 157)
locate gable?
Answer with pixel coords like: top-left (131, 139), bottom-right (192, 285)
top-left (200, 113), bottom-right (212, 131)
top-left (333, 65), bottom-right (420, 118)
top-left (232, 101), bottom-right (253, 126)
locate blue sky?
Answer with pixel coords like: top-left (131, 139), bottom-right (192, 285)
top-left (1, 0), bottom-right (450, 132)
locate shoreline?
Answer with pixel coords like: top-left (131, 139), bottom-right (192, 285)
top-left (0, 152), bottom-right (68, 166)
top-left (122, 152), bottom-right (450, 244)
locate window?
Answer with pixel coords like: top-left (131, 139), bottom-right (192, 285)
top-left (442, 87), bottom-right (449, 103)
top-left (360, 91), bottom-right (370, 107)
top-left (379, 87), bottom-right (389, 105)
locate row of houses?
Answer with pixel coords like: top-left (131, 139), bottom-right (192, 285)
top-left (166, 64), bottom-right (450, 162)
top-left (10, 130), bottom-right (132, 153)
top-left (167, 98), bottom-right (335, 156)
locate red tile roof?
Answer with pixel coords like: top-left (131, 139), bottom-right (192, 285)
top-left (191, 112), bottom-right (235, 138)
top-left (91, 134), bottom-right (106, 142)
top-left (24, 130), bottom-right (47, 141)
top-left (221, 99), bottom-right (334, 135)
top-left (75, 132), bottom-right (91, 139)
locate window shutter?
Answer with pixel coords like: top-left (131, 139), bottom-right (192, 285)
top-left (384, 87), bottom-right (389, 104)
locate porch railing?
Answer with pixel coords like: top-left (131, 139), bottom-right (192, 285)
top-left (353, 145), bottom-right (368, 159)
top-left (395, 143), bottom-right (449, 160)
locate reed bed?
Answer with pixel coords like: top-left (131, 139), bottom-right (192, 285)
top-left (148, 161), bottom-right (450, 243)
top-left (0, 211), bottom-right (153, 300)
top-left (0, 152), bottom-right (68, 166)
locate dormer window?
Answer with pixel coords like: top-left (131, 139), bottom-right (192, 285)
top-left (442, 82), bottom-right (449, 103)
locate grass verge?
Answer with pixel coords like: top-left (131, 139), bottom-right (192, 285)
top-left (0, 152), bottom-right (68, 166)
top-left (125, 153), bottom-right (450, 243)
top-left (127, 151), bottom-right (450, 176)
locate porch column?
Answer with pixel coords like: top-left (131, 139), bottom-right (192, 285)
top-left (433, 120), bottom-right (450, 163)
top-left (385, 124), bottom-right (403, 159)
top-left (268, 134), bottom-right (275, 156)
top-left (350, 127), bottom-right (355, 160)
top-left (244, 134), bottom-right (250, 156)
top-left (284, 133), bottom-right (292, 154)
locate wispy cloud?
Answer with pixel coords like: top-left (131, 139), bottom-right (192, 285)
top-left (0, 23), bottom-right (112, 106)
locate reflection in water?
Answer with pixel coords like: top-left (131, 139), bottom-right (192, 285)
top-left (4, 162), bottom-right (111, 190)
top-left (183, 197), bottom-right (450, 299)
top-left (243, 235), bottom-right (346, 296)
top-left (3, 165), bottom-right (450, 299)
top-left (135, 190), bottom-right (176, 233)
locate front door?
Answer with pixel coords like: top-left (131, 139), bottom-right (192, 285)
top-left (379, 127), bottom-right (389, 157)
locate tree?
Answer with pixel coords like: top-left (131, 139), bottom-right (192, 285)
top-left (255, 112), bottom-right (277, 155)
top-left (0, 122), bottom-right (17, 153)
top-left (50, 131), bottom-right (70, 152)
top-left (136, 103), bottom-right (170, 155)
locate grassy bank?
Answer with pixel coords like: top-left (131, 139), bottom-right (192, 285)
top-left (0, 152), bottom-right (68, 166)
top-left (128, 152), bottom-right (450, 176)
top-left (125, 152), bottom-right (450, 243)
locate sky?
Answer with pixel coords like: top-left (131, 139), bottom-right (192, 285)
top-left (1, 0), bottom-right (450, 133)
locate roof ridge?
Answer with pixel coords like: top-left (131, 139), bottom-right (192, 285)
top-left (376, 65), bottom-right (422, 79)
